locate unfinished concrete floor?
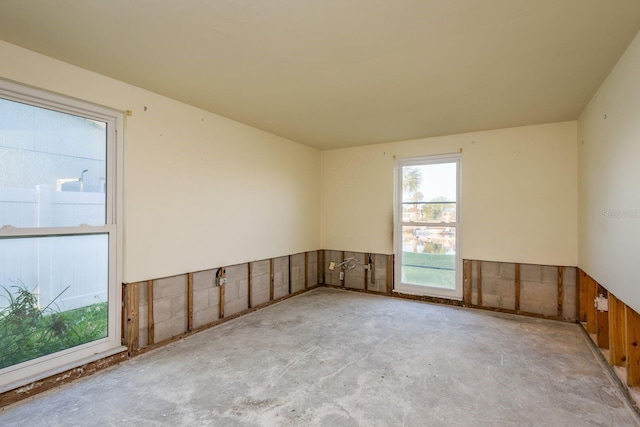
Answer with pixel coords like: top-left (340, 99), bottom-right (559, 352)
top-left (1, 288), bottom-right (638, 426)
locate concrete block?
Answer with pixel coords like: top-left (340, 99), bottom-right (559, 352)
top-left (500, 263), bottom-right (516, 280)
top-left (563, 267), bottom-right (577, 285)
top-left (194, 305), bottom-right (218, 328)
top-left (193, 270), bottom-right (215, 290)
top-left (520, 264), bottom-right (542, 282)
top-left (273, 273), bottom-right (288, 299)
top-left (208, 287), bottom-right (220, 306)
top-left (225, 281), bottom-right (240, 300)
top-left (238, 278), bottom-right (249, 297)
top-left (226, 264), bottom-right (247, 286)
top-left (153, 297), bottom-right (173, 323)
top-left (193, 288), bottom-right (209, 312)
top-left (291, 263), bottom-right (305, 293)
top-left (139, 283), bottom-right (148, 305)
top-left (520, 281), bottom-right (556, 316)
top-left (482, 261), bottom-right (501, 278)
top-left (252, 260), bottom-right (270, 276)
top-left (253, 288), bottom-right (270, 306)
top-left (253, 273), bottom-right (270, 292)
top-left (139, 305), bottom-right (148, 329)
top-left (482, 294), bottom-right (515, 310)
top-left (154, 275), bottom-right (187, 299)
top-left (375, 254), bottom-right (387, 269)
top-left (541, 266), bottom-right (559, 284)
top-left (138, 325), bottom-right (148, 348)
top-left (345, 252), bottom-right (365, 290)
top-left (563, 282), bottom-right (577, 321)
top-left (155, 316), bottom-right (187, 343)
top-left (325, 270), bottom-right (341, 287)
top-left (521, 280), bottom-right (556, 302)
top-left (225, 296), bottom-right (248, 317)
top-left (172, 295), bottom-right (186, 318)
top-left (520, 300), bottom-right (555, 317)
top-left (482, 278), bottom-right (515, 310)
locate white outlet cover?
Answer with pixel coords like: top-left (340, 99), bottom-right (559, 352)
top-left (329, 261), bottom-right (335, 270)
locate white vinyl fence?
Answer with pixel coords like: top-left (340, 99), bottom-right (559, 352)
top-left (0, 186), bottom-right (108, 312)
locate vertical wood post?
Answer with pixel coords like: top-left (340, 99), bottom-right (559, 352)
top-left (341, 251), bottom-right (346, 287)
top-left (288, 255), bottom-right (292, 294)
top-left (586, 275), bottom-right (597, 334)
top-left (364, 252), bottom-right (369, 291)
top-left (463, 260), bottom-right (471, 305)
top-left (269, 258), bottom-right (275, 301)
top-left (147, 280), bottom-right (154, 345)
top-left (578, 269), bottom-right (588, 322)
top-left (248, 262), bottom-right (253, 308)
top-left (476, 260), bottom-right (483, 306)
top-left (609, 294), bottom-right (627, 367)
top-left (596, 284), bottom-right (609, 349)
top-left (515, 263), bottom-right (521, 312)
top-left (304, 252), bottom-right (309, 289)
top-left (557, 267), bottom-right (564, 318)
top-left (219, 268), bottom-right (226, 319)
top-left (626, 306), bottom-right (640, 387)
top-left (386, 255), bottom-right (393, 295)
top-left (125, 282), bottom-right (139, 354)
top-left (187, 273), bottom-right (194, 331)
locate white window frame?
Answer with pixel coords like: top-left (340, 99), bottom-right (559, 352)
top-left (393, 153), bottom-right (462, 300)
top-left (0, 79), bottom-right (125, 392)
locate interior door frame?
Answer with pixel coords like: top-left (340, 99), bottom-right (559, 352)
top-left (393, 153), bottom-right (462, 300)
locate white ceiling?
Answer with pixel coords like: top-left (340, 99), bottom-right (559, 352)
top-left (1, 1), bottom-right (639, 150)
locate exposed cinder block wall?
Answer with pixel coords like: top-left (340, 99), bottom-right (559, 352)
top-left (251, 260), bottom-right (271, 306)
top-left (307, 250), bottom-right (318, 288)
top-left (130, 251), bottom-right (322, 351)
top-left (344, 251), bottom-right (365, 290)
top-left (370, 254), bottom-right (389, 294)
top-left (224, 265), bottom-right (249, 316)
top-left (470, 260), bottom-right (577, 321)
top-left (153, 274), bottom-right (188, 342)
top-left (193, 269), bottom-right (220, 328)
top-left (324, 250), bottom-right (343, 286)
top-left (321, 250), bottom-right (390, 293)
top-left (472, 262), bottom-right (516, 310)
top-left (273, 256), bottom-right (289, 299)
top-left (290, 253), bottom-right (306, 293)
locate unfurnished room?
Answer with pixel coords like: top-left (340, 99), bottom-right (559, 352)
top-left (1, 1), bottom-right (640, 426)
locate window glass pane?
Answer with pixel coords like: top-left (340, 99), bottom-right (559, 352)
top-left (0, 234), bottom-right (108, 370)
top-left (401, 225), bottom-right (456, 289)
top-left (402, 163), bottom-right (456, 223)
top-left (0, 98), bottom-right (107, 228)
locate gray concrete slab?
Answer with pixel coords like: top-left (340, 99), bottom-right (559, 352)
top-left (1, 288), bottom-right (638, 426)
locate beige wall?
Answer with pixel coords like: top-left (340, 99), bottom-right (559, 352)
top-left (578, 31), bottom-right (640, 313)
top-left (321, 122), bottom-right (577, 266)
top-left (0, 41), bottom-right (321, 283)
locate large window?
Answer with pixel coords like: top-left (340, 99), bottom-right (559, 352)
top-left (394, 154), bottom-right (462, 299)
top-left (0, 79), bottom-right (123, 390)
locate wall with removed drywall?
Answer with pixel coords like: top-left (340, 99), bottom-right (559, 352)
top-left (321, 122), bottom-right (577, 267)
top-left (578, 31), bottom-right (640, 314)
top-left (0, 41), bottom-right (321, 283)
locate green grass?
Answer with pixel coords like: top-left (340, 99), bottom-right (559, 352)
top-left (0, 285), bottom-right (108, 369)
top-left (401, 252), bottom-right (456, 289)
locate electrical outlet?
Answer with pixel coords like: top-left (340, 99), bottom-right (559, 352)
top-left (329, 261), bottom-right (336, 270)
top-left (339, 271), bottom-right (345, 281)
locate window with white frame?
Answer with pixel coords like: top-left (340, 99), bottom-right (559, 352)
top-left (0, 79), bottom-right (123, 391)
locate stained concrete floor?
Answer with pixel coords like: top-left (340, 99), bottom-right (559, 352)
top-left (1, 288), bottom-right (638, 426)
